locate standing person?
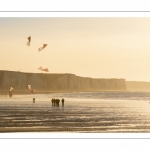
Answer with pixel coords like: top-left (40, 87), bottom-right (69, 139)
top-left (55, 99), bottom-right (57, 107)
top-left (58, 99), bottom-right (60, 107)
top-left (61, 98), bottom-right (65, 107)
top-left (33, 98), bottom-right (35, 103)
top-left (53, 98), bottom-right (56, 107)
top-left (56, 99), bottom-right (59, 107)
top-left (51, 98), bottom-right (54, 107)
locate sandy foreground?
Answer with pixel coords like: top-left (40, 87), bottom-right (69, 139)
top-left (0, 94), bottom-right (150, 132)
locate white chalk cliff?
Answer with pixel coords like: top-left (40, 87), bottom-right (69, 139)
top-left (0, 71), bottom-right (127, 93)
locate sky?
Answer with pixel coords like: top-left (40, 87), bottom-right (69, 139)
top-left (1, 17), bottom-right (150, 81)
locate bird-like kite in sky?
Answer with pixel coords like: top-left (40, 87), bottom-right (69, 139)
top-left (38, 66), bottom-right (43, 71)
top-left (42, 68), bottom-right (49, 72)
top-left (26, 36), bottom-right (31, 46)
top-left (28, 85), bottom-right (35, 94)
top-left (38, 44), bottom-right (47, 52)
top-left (38, 66), bottom-right (49, 72)
top-left (9, 87), bottom-right (13, 98)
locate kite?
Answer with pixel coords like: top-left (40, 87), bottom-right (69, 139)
top-left (38, 44), bottom-right (47, 52)
top-left (26, 36), bottom-right (31, 46)
top-left (9, 87), bottom-right (13, 98)
top-left (38, 66), bottom-right (49, 72)
top-left (42, 68), bottom-right (49, 72)
top-left (28, 85), bottom-right (35, 94)
top-left (38, 66), bottom-right (43, 71)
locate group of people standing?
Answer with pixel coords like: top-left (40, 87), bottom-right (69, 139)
top-left (51, 98), bottom-right (65, 107)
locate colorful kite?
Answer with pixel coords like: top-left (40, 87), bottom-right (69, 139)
top-left (38, 66), bottom-right (49, 72)
top-left (9, 87), bottom-right (13, 98)
top-left (28, 85), bottom-right (35, 94)
top-left (38, 44), bottom-right (47, 51)
top-left (26, 36), bottom-right (31, 46)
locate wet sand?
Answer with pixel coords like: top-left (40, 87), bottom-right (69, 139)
top-left (0, 95), bottom-right (150, 132)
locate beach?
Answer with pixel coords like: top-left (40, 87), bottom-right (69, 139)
top-left (0, 92), bottom-right (150, 132)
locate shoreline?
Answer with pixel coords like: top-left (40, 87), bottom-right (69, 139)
top-left (0, 90), bottom-right (131, 96)
top-left (1, 90), bottom-right (150, 96)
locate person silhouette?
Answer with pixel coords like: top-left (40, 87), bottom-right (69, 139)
top-left (58, 99), bottom-right (60, 107)
top-left (51, 98), bottom-right (54, 107)
top-left (54, 99), bottom-right (56, 107)
top-left (61, 98), bottom-right (65, 107)
top-left (33, 98), bottom-right (35, 103)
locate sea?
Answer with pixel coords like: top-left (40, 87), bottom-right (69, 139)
top-left (1, 91), bottom-right (150, 132)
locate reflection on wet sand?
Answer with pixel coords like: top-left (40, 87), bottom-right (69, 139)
top-left (0, 95), bottom-right (150, 132)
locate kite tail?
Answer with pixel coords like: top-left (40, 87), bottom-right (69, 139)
top-left (26, 42), bottom-right (30, 46)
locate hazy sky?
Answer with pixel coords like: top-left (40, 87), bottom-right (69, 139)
top-left (1, 17), bottom-right (150, 81)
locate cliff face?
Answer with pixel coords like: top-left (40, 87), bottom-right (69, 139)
top-left (0, 70), bottom-right (127, 93)
top-left (126, 81), bottom-right (150, 91)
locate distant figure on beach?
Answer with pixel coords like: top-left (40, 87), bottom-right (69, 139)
top-left (33, 98), bottom-right (35, 103)
top-left (55, 99), bottom-right (60, 107)
top-left (51, 98), bottom-right (54, 107)
top-left (55, 99), bottom-right (57, 106)
top-left (52, 99), bottom-right (61, 107)
top-left (54, 99), bottom-right (56, 107)
top-left (61, 98), bottom-right (65, 107)
top-left (58, 99), bottom-right (60, 107)
top-left (56, 99), bottom-right (58, 107)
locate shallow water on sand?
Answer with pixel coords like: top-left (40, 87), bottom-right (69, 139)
top-left (1, 92), bottom-right (150, 132)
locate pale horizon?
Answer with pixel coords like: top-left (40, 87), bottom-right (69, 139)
top-left (1, 18), bottom-right (150, 82)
